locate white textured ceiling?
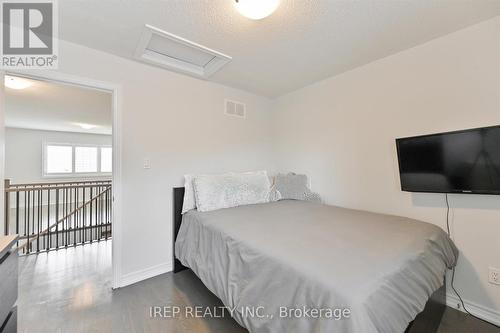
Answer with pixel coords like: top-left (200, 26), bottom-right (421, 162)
top-left (59, 0), bottom-right (500, 97)
top-left (5, 76), bottom-right (112, 135)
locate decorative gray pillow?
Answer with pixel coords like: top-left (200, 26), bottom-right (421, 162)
top-left (304, 191), bottom-right (322, 203)
top-left (274, 173), bottom-right (321, 202)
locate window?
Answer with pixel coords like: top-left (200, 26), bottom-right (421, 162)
top-left (44, 143), bottom-right (112, 177)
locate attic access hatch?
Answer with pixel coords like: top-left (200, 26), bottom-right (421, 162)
top-left (135, 25), bottom-right (232, 79)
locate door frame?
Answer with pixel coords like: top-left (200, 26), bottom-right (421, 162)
top-left (1, 69), bottom-right (123, 289)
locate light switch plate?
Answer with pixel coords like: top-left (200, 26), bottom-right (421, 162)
top-left (143, 159), bottom-right (151, 169)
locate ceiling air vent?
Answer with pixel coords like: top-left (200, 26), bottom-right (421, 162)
top-left (225, 99), bottom-right (246, 118)
top-left (135, 25), bottom-right (232, 79)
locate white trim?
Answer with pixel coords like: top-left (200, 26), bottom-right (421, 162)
top-left (446, 292), bottom-right (500, 326)
top-left (119, 262), bottom-right (173, 288)
top-left (6, 69), bottom-right (124, 290)
top-left (112, 83), bottom-right (123, 290)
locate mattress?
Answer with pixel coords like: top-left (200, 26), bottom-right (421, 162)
top-left (175, 200), bottom-right (458, 333)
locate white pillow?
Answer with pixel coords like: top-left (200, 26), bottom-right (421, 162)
top-left (182, 174), bottom-right (197, 214)
top-left (193, 171), bottom-right (271, 212)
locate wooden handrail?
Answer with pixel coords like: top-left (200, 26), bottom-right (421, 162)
top-left (15, 224), bottom-right (111, 241)
top-left (17, 185), bottom-right (111, 250)
top-left (7, 179), bottom-right (111, 188)
top-left (6, 183), bottom-right (112, 192)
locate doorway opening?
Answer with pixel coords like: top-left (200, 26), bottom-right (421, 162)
top-left (3, 73), bottom-right (118, 287)
top-left (4, 74), bottom-right (113, 251)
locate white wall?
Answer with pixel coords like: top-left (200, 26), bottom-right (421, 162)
top-left (39, 39), bottom-right (274, 286)
top-left (5, 127), bottom-right (112, 184)
top-left (272, 16), bottom-right (500, 320)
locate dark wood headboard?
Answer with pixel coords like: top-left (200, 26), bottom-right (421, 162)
top-left (173, 187), bottom-right (188, 273)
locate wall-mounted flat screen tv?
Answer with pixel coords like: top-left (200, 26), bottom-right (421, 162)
top-left (396, 125), bottom-right (500, 194)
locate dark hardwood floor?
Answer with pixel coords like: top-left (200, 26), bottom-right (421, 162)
top-left (17, 241), bottom-right (500, 333)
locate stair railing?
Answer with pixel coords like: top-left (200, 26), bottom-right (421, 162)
top-left (4, 179), bottom-right (112, 254)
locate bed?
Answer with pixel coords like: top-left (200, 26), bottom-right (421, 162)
top-left (173, 187), bottom-right (458, 333)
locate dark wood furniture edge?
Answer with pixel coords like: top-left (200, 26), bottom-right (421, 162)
top-left (173, 187), bottom-right (188, 273)
top-left (0, 235), bottom-right (18, 333)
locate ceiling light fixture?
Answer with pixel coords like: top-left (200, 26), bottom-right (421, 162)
top-left (234, 0), bottom-right (280, 20)
top-left (78, 123), bottom-right (98, 130)
top-left (4, 75), bottom-right (33, 90)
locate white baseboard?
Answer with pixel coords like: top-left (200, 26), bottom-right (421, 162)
top-left (119, 262), bottom-right (173, 288)
top-left (446, 292), bottom-right (500, 326)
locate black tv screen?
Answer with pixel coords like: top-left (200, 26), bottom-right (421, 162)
top-left (396, 125), bottom-right (500, 194)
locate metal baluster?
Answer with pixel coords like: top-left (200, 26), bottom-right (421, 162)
top-left (64, 187), bottom-right (68, 247)
top-left (68, 186), bottom-right (71, 246)
top-left (82, 186), bottom-right (85, 243)
top-left (98, 186), bottom-right (101, 240)
top-left (79, 187), bottom-right (83, 244)
top-left (95, 187), bottom-right (98, 241)
top-left (31, 189), bottom-right (35, 253)
top-left (104, 188), bottom-right (108, 240)
top-left (83, 186), bottom-right (86, 243)
top-left (102, 186), bottom-right (105, 238)
top-left (31, 190), bottom-right (35, 253)
top-left (74, 186), bottom-right (77, 246)
top-left (67, 186), bottom-right (70, 246)
top-left (15, 191), bottom-right (19, 248)
top-left (90, 186), bottom-right (93, 243)
top-left (63, 187), bottom-right (66, 247)
top-left (37, 189), bottom-right (41, 252)
top-left (78, 187), bottom-right (80, 243)
top-left (102, 186), bottom-right (105, 239)
top-left (27, 190), bottom-right (31, 254)
top-left (4, 180), bottom-right (10, 236)
top-left (23, 189), bottom-right (27, 254)
top-left (94, 186), bottom-right (97, 242)
top-left (109, 185), bottom-right (112, 237)
top-left (55, 188), bottom-right (59, 249)
top-left (108, 186), bottom-right (111, 238)
top-left (60, 187), bottom-right (64, 248)
top-left (47, 189), bottom-right (51, 250)
top-left (65, 187), bottom-right (68, 247)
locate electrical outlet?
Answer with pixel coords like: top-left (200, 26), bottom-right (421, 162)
top-left (489, 267), bottom-right (500, 285)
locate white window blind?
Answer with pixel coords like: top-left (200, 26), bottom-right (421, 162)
top-left (75, 147), bottom-right (98, 173)
top-left (46, 145), bottom-right (73, 173)
top-left (101, 147), bottom-right (112, 173)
